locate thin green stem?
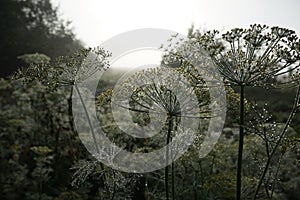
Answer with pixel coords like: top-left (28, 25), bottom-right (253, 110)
top-left (111, 171), bottom-right (116, 200)
top-left (165, 115), bottom-right (173, 200)
top-left (172, 162), bottom-right (175, 200)
top-left (74, 84), bottom-right (100, 153)
top-left (74, 83), bottom-right (106, 173)
top-left (237, 85), bottom-right (245, 200)
top-left (270, 152), bottom-right (284, 199)
top-left (67, 88), bottom-right (76, 135)
top-left (198, 160), bottom-right (204, 197)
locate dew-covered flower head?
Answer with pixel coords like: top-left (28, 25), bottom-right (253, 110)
top-left (196, 24), bottom-right (300, 88)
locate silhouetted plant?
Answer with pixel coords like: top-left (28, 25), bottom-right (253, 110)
top-left (11, 48), bottom-right (111, 198)
top-left (247, 80), bottom-right (300, 199)
top-left (168, 24), bottom-right (300, 199)
top-left (160, 24), bottom-right (300, 199)
top-left (96, 66), bottom-right (214, 200)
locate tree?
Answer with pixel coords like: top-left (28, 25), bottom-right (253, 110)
top-left (0, 0), bottom-right (83, 77)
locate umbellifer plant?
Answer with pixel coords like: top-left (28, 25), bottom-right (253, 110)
top-left (194, 24), bottom-right (300, 200)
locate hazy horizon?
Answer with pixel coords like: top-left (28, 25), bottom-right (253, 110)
top-left (51, 0), bottom-right (300, 48)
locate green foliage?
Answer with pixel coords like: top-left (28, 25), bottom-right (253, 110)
top-left (55, 191), bottom-right (82, 200)
top-left (1, 23), bottom-right (300, 200)
top-left (18, 53), bottom-right (51, 65)
top-left (0, 78), bottom-right (74, 199)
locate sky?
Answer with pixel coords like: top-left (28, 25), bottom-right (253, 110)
top-left (50, 0), bottom-right (300, 68)
top-left (51, 0), bottom-right (300, 46)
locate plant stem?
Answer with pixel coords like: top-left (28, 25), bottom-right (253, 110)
top-left (237, 85), bottom-right (245, 200)
top-left (111, 170), bottom-right (116, 200)
top-left (74, 83), bottom-right (106, 174)
top-left (252, 84), bottom-right (300, 199)
top-left (270, 152), bottom-right (284, 199)
top-left (74, 84), bottom-right (100, 154)
top-left (68, 87), bottom-right (76, 135)
top-left (172, 162), bottom-right (175, 200)
top-left (165, 115), bottom-right (173, 200)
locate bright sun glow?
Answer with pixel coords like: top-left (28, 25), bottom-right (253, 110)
top-left (51, 0), bottom-right (300, 48)
top-left (51, 0), bottom-right (300, 69)
top-left (110, 50), bottom-right (162, 69)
